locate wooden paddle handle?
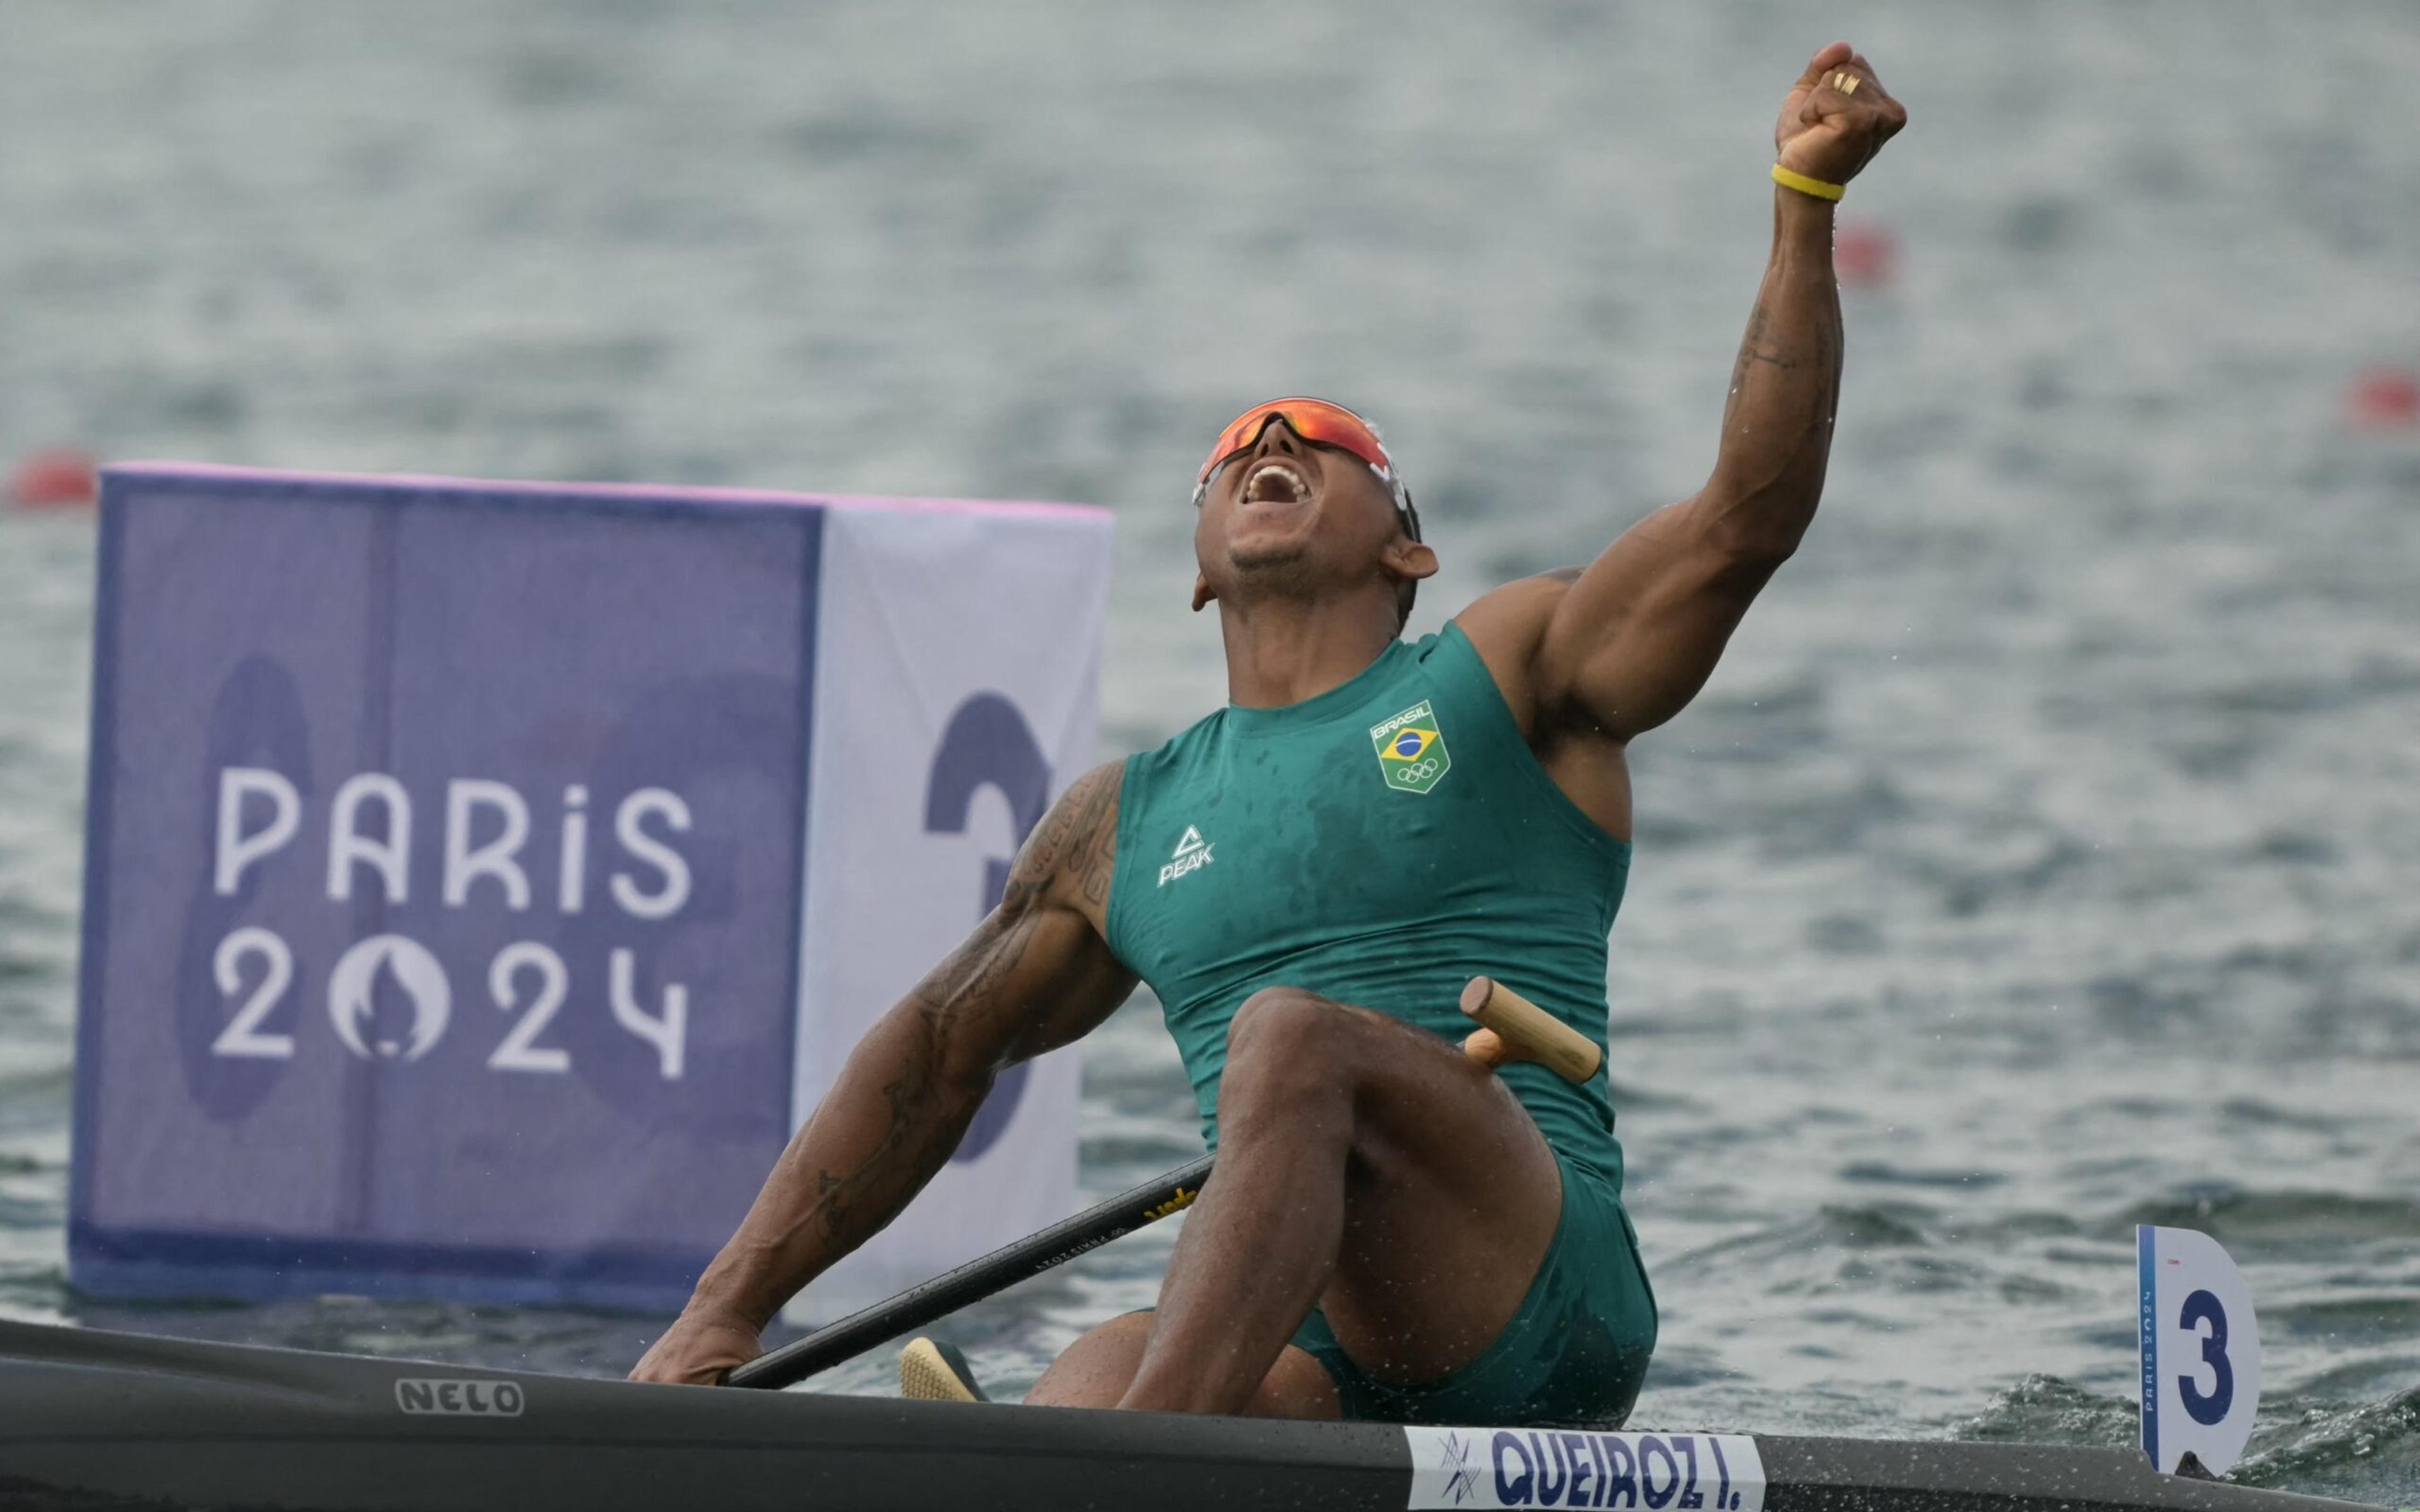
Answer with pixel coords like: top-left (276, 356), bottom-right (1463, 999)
top-left (1460, 976), bottom-right (1603, 1084)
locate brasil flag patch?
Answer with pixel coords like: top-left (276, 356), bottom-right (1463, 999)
top-left (1370, 699), bottom-right (1451, 795)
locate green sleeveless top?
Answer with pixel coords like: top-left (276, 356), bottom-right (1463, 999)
top-left (1106, 622), bottom-right (1633, 1188)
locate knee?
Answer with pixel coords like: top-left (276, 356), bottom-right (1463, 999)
top-left (1028, 1312), bottom-right (1155, 1409)
top-left (1224, 987), bottom-right (1359, 1102)
top-left (1229, 986), bottom-right (1347, 1057)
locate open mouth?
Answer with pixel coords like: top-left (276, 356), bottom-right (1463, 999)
top-left (1240, 460), bottom-right (1311, 506)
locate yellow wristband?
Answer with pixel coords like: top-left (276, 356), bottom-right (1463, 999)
top-left (1771, 163), bottom-right (1845, 202)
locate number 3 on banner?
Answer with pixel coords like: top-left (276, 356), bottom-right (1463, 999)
top-left (2138, 1225), bottom-right (2261, 1479)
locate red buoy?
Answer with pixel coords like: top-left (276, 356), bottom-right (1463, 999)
top-left (2345, 367), bottom-right (2420, 430)
top-left (1833, 220), bottom-right (1899, 290)
top-left (8, 447), bottom-right (99, 508)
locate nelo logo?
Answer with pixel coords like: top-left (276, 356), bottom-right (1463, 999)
top-left (1143, 1185), bottom-right (1198, 1221)
top-left (394, 1378), bottom-right (526, 1417)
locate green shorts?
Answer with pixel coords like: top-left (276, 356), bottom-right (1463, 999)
top-left (1288, 1150), bottom-right (1657, 1427)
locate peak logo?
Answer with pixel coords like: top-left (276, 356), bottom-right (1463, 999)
top-left (1157, 825), bottom-right (1213, 888)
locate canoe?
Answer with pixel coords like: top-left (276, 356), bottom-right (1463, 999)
top-left (0, 1319), bottom-right (2379, 1512)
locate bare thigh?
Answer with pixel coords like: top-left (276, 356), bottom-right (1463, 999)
top-left (1250, 992), bottom-right (1565, 1385)
top-left (1025, 1311), bottom-right (1339, 1418)
top-left (1108, 988), bottom-right (1566, 1416)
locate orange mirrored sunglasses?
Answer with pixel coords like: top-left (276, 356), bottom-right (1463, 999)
top-left (1192, 398), bottom-right (1415, 531)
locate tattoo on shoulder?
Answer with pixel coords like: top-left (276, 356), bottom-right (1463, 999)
top-left (903, 763), bottom-right (1119, 1027)
top-left (1007, 760), bottom-right (1121, 912)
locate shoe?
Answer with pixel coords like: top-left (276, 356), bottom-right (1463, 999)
top-left (898, 1336), bottom-right (988, 1402)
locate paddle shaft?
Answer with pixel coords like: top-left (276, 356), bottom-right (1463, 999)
top-left (725, 1154), bottom-right (1213, 1389)
top-left (726, 975), bottom-right (1597, 1390)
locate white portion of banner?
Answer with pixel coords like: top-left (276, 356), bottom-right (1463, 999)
top-left (788, 501), bottom-right (1113, 1321)
top-left (1404, 1426), bottom-right (1765, 1512)
top-left (2139, 1224), bottom-right (2262, 1479)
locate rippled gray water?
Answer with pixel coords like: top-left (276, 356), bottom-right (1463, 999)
top-left (3, 1), bottom-right (2417, 1503)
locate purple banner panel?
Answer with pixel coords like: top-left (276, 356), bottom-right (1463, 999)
top-left (71, 466), bottom-right (822, 1308)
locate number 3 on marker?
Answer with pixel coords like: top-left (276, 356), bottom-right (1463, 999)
top-left (2139, 1224), bottom-right (2259, 1478)
top-left (2177, 1288), bottom-right (2232, 1426)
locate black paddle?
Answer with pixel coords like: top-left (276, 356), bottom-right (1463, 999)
top-left (725, 1153), bottom-right (1214, 1390)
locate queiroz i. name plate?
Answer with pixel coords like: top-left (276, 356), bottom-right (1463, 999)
top-left (1404, 1426), bottom-right (1765, 1511)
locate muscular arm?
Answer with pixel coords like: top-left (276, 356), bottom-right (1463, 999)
top-left (633, 762), bottom-right (1133, 1380)
top-left (1462, 45), bottom-right (1903, 745)
top-left (1531, 187), bottom-right (1841, 740)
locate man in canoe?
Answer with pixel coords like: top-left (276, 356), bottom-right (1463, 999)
top-left (635, 43), bottom-right (1904, 1424)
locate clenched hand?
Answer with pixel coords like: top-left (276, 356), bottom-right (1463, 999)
top-left (1775, 41), bottom-right (1907, 188)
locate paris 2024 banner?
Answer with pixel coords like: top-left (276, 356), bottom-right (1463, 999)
top-left (69, 464), bottom-right (1109, 1317)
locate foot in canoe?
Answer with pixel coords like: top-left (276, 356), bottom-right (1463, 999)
top-left (899, 1337), bottom-right (988, 1404)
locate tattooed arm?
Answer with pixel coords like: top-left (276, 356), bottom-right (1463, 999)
top-left (1458, 43), bottom-right (1903, 750)
top-left (631, 761), bottom-right (1134, 1385)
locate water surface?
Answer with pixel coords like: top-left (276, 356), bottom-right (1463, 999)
top-left (1, 3), bottom-right (2415, 1502)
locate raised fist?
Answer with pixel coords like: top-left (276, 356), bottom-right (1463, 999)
top-left (1775, 41), bottom-right (1906, 188)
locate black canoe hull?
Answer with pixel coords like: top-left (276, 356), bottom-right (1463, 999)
top-left (0, 1320), bottom-right (2377, 1512)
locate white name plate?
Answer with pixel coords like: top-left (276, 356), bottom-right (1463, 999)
top-left (1405, 1426), bottom-right (1765, 1511)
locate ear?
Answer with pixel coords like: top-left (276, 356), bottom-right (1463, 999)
top-left (1191, 573), bottom-right (1216, 612)
top-left (1384, 538), bottom-right (1440, 585)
